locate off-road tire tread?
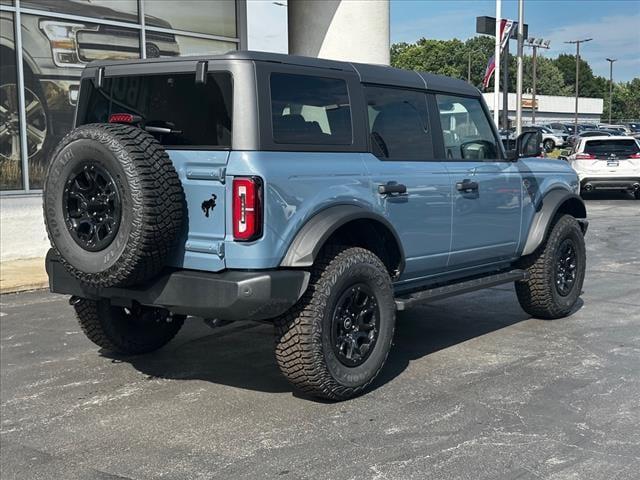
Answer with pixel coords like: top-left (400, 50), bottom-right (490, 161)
top-left (516, 214), bottom-right (585, 319)
top-left (74, 298), bottom-right (184, 355)
top-left (274, 246), bottom-right (394, 400)
top-left (44, 123), bottom-right (184, 287)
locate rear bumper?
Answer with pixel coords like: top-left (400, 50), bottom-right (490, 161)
top-left (46, 251), bottom-right (309, 321)
top-left (580, 177), bottom-right (640, 190)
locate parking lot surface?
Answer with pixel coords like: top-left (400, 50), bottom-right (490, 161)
top-left (1, 192), bottom-right (639, 480)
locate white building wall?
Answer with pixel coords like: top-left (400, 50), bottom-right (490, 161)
top-left (482, 92), bottom-right (604, 124)
top-left (288, 0), bottom-right (390, 65)
top-left (0, 195), bottom-right (49, 262)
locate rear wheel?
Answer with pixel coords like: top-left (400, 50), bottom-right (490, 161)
top-left (274, 246), bottom-right (395, 400)
top-left (516, 215), bottom-right (586, 319)
top-left (74, 298), bottom-right (184, 355)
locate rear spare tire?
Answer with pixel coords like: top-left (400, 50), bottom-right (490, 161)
top-left (43, 123), bottom-right (184, 287)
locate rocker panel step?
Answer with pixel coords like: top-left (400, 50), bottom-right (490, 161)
top-left (395, 269), bottom-right (528, 311)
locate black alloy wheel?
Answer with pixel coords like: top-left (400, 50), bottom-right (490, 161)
top-left (63, 162), bottom-right (121, 252)
top-left (554, 238), bottom-right (577, 296)
top-left (331, 283), bottom-right (380, 367)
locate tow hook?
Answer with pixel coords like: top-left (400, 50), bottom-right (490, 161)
top-left (68, 295), bottom-right (82, 306)
top-left (204, 318), bottom-right (234, 329)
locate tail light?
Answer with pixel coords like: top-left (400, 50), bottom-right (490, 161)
top-left (575, 153), bottom-right (595, 160)
top-left (232, 177), bottom-right (262, 241)
top-left (109, 113), bottom-right (141, 124)
top-left (629, 152), bottom-right (640, 159)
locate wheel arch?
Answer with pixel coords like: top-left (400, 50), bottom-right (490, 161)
top-left (521, 188), bottom-right (587, 256)
top-left (280, 205), bottom-right (405, 278)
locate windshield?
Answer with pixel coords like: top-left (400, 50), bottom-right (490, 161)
top-left (584, 139), bottom-right (639, 156)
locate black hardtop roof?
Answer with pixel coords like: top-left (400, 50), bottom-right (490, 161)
top-left (88, 50), bottom-right (480, 96)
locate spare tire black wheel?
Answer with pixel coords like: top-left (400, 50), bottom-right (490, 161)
top-left (43, 123), bottom-right (184, 287)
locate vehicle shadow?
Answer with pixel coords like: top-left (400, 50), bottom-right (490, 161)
top-left (102, 285), bottom-right (580, 400)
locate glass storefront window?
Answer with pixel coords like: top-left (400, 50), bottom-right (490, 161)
top-left (22, 1), bottom-right (139, 23)
top-left (171, 35), bottom-right (236, 57)
top-left (1, 1), bottom-right (239, 192)
top-left (0, 11), bottom-right (23, 191)
top-left (144, 0), bottom-right (236, 38)
top-left (21, 13), bottom-right (140, 189)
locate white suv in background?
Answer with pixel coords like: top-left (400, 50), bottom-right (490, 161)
top-left (566, 136), bottom-right (640, 199)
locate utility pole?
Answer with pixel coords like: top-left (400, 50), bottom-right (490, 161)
top-left (565, 38), bottom-right (592, 131)
top-left (515, 0), bottom-right (524, 135)
top-left (606, 57), bottom-right (617, 124)
top-left (524, 38), bottom-right (550, 125)
top-left (468, 50), bottom-right (472, 83)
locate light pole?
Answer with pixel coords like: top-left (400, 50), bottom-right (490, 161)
top-left (524, 38), bottom-right (550, 125)
top-left (515, 0), bottom-right (525, 135)
top-left (564, 38), bottom-right (592, 131)
top-left (606, 58), bottom-right (617, 124)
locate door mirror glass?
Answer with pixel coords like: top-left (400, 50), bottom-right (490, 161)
top-left (516, 130), bottom-right (542, 158)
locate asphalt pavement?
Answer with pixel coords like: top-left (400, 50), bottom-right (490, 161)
top-left (1, 191), bottom-right (639, 480)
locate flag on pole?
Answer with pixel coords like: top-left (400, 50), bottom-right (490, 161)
top-left (483, 19), bottom-right (517, 90)
top-left (499, 19), bottom-right (515, 51)
top-left (483, 55), bottom-right (495, 89)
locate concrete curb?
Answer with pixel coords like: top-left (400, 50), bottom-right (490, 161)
top-left (0, 257), bottom-right (48, 294)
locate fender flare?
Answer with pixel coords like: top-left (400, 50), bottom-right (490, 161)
top-left (521, 189), bottom-right (587, 256)
top-left (280, 205), bottom-right (405, 272)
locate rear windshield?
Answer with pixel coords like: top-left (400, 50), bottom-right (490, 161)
top-left (584, 139), bottom-right (639, 155)
top-left (79, 72), bottom-right (232, 148)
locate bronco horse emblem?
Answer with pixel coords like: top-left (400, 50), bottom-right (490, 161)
top-left (201, 194), bottom-right (217, 218)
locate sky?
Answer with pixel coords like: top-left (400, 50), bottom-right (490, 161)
top-left (247, 0), bottom-right (640, 81)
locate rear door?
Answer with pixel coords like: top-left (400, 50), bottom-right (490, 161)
top-left (434, 94), bottom-right (522, 269)
top-left (361, 85), bottom-right (451, 281)
top-left (78, 70), bottom-right (233, 271)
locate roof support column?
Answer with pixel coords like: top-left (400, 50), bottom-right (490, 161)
top-left (288, 0), bottom-right (390, 65)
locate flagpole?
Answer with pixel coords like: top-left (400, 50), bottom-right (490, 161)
top-left (493, 0), bottom-right (501, 127)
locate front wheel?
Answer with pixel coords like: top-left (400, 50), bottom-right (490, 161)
top-left (516, 215), bottom-right (586, 319)
top-left (74, 298), bottom-right (185, 355)
top-left (274, 246), bottom-right (396, 400)
top-left (543, 139), bottom-right (555, 153)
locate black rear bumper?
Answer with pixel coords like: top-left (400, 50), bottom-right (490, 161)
top-left (581, 177), bottom-right (640, 190)
top-left (46, 251), bottom-right (309, 321)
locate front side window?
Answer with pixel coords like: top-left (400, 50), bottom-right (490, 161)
top-left (270, 73), bottom-right (352, 145)
top-left (364, 86), bottom-right (433, 161)
top-left (436, 95), bottom-right (499, 161)
top-left (80, 72), bottom-right (232, 147)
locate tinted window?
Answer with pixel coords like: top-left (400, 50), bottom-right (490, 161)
top-left (584, 139), bottom-right (639, 155)
top-left (270, 73), bottom-right (352, 145)
top-left (436, 95), bottom-right (498, 160)
top-left (364, 86), bottom-right (433, 161)
top-left (80, 73), bottom-right (232, 147)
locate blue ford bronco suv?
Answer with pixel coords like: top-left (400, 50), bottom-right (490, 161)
top-left (44, 52), bottom-right (588, 400)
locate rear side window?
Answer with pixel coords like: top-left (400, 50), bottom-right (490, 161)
top-left (584, 139), bottom-right (639, 155)
top-left (364, 86), bottom-right (433, 161)
top-left (436, 95), bottom-right (499, 161)
top-left (80, 72), bottom-right (232, 148)
top-left (270, 73), bottom-right (352, 145)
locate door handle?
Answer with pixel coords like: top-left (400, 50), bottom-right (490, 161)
top-left (456, 179), bottom-right (479, 193)
top-left (378, 182), bottom-right (407, 195)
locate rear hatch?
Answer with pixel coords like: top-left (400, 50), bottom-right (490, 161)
top-left (76, 71), bottom-right (233, 272)
top-left (577, 138), bottom-right (640, 174)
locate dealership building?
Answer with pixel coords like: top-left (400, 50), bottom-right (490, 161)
top-left (0, 0), bottom-right (388, 265)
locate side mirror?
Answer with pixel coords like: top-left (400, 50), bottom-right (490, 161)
top-left (515, 130), bottom-right (543, 159)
